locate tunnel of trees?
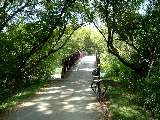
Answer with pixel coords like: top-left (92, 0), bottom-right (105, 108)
top-left (0, 0), bottom-right (160, 118)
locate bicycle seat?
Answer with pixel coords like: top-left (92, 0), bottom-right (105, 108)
top-left (93, 79), bottom-right (103, 82)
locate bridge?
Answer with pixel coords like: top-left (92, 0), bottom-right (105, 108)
top-left (1, 51), bottom-right (103, 120)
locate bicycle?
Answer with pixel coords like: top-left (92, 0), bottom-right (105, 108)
top-left (91, 75), bottom-right (107, 102)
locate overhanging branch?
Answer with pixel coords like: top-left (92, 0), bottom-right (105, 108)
top-left (26, 26), bottom-right (81, 73)
top-left (82, 0), bottom-right (107, 42)
top-left (17, 1), bottom-right (70, 71)
top-left (0, 2), bottom-right (29, 32)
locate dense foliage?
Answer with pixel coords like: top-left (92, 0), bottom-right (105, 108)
top-left (0, 0), bottom-right (160, 118)
top-left (0, 0), bottom-right (83, 103)
top-left (87, 0), bottom-right (160, 118)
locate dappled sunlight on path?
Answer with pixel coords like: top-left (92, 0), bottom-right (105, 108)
top-left (0, 56), bottom-right (100, 120)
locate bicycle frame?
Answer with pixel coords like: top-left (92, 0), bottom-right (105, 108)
top-left (91, 78), bottom-right (102, 101)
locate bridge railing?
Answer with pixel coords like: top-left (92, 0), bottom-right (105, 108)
top-left (61, 50), bottom-right (85, 78)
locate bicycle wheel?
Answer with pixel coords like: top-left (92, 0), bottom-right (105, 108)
top-left (95, 84), bottom-right (101, 101)
top-left (91, 81), bottom-right (102, 102)
top-left (91, 82), bottom-right (97, 92)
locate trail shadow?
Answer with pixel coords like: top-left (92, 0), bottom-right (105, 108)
top-left (0, 56), bottom-right (99, 120)
top-left (0, 75), bottom-right (98, 120)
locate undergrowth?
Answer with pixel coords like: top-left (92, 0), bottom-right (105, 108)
top-left (107, 84), bottom-right (153, 120)
top-left (101, 53), bottom-right (159, 119)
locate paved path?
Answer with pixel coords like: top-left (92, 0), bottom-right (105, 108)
top-left (1, 56), bottom-right (100, 120)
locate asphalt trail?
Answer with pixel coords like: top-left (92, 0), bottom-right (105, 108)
top-left (0, 56), bottom-right (100, 120)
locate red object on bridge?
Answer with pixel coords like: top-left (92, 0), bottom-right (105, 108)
top-left (61, 50), bottom-right (85, 78)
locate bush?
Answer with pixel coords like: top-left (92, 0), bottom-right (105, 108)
top-left (130, 64), bottom-right (160, 119)
top-left (101, 53), bottom-right (160, 119)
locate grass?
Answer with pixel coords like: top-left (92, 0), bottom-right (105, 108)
top-left (107, 81), bottom-right (155, 120)
top-left (0, 80), bottom-right (50, 113)
top-left (0, 65), bottom-right (62, 113)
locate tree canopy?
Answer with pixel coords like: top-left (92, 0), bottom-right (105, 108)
top-left (0, 0), bottom-right (160, 118)
top-left (83, 0), bottom-right (160, 77)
